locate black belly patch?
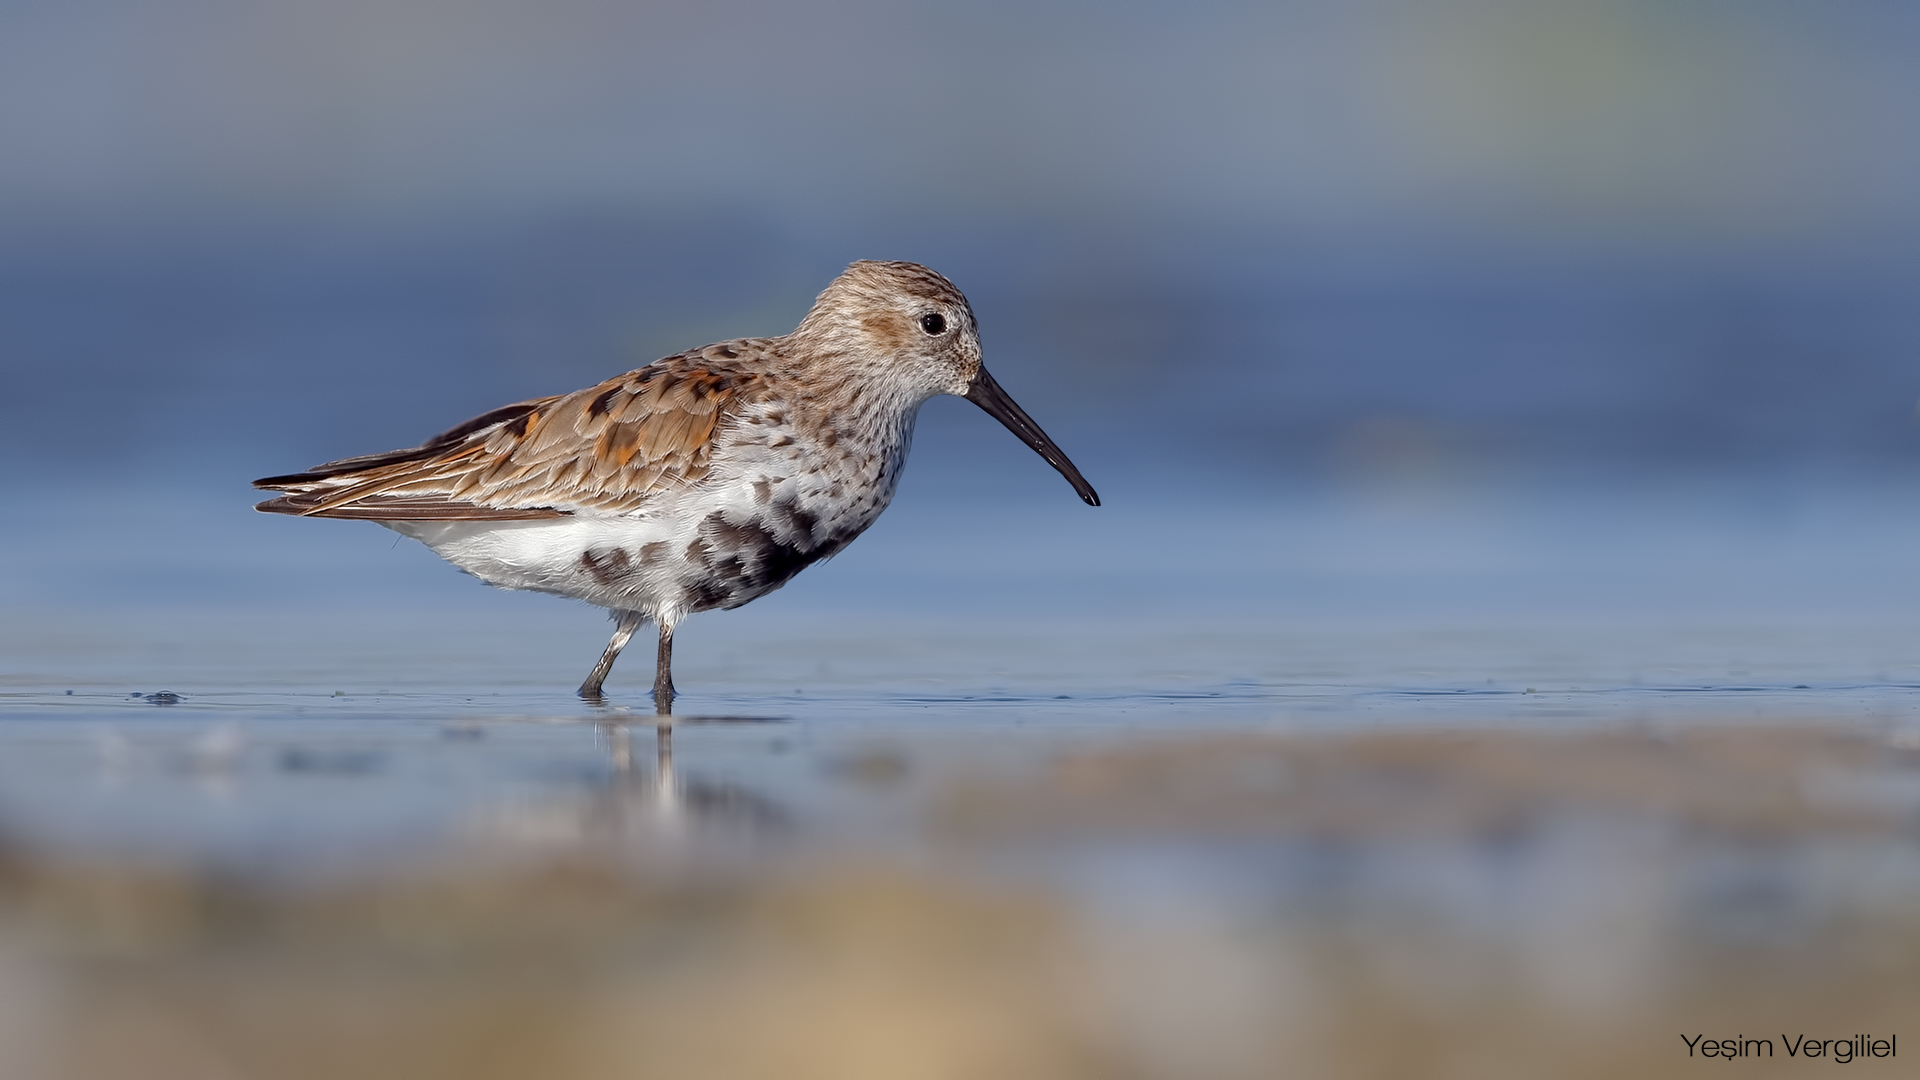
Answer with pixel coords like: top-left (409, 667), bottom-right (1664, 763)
top-left (685, 509), bottom-right (825, 612)
top-left (579, 547), bottom-right (633, 586)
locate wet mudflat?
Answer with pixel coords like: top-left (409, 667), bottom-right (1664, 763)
top-left (4, 602), bottom-right (1920, 1080)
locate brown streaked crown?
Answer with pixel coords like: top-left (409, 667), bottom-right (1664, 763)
top-left (790, 261), bottom-right (982, 398)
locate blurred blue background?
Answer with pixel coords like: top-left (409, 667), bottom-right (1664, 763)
top-left (7, 14), bottom-right (1920, 1074)
top-left (4, 0), bottom-right (1920, 640)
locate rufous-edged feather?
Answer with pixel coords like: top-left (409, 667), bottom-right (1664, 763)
top-left (254, 344), bottom-right (781, 520)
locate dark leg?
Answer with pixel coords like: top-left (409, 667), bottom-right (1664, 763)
top-left (579, 610), bottom-right (644, 699)
top-left (653, 622), bottom-right (676, 714)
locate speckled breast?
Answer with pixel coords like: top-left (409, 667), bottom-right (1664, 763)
top-left (566, 400), bottom-right (916, 618)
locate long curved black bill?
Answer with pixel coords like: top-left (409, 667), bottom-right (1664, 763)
top-left (963, 367), bottom-right (1100, 506)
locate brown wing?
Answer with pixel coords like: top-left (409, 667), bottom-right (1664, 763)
top-left (253, 342), bottom-right (781, 520)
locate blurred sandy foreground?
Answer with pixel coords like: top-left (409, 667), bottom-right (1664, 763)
top-left (1, 724), bottom-right (1916, 1080)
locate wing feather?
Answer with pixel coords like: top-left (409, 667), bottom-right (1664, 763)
top-left (253, 342), bottom-right (781, 520)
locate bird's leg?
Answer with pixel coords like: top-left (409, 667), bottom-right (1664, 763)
top-left (653, 623), bottom-right (676, 715)
top-left (579, 610), bottom-right (645, 700)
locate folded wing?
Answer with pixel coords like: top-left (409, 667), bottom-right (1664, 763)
top-left (254, 344), bottom-right (776, 520)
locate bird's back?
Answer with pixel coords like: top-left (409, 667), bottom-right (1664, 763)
top-left (254, 340), bottom-right (794, 521)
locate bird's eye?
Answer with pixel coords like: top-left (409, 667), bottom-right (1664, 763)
top-left (918, 312), bottom-right (947, 335)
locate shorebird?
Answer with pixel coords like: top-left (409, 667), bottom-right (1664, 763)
top-left (254, 261), bottom-right (1099, 710)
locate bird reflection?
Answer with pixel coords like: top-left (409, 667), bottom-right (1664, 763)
top-left (595, 720), bottom-right (682, 830)
top-left (560, 718), bottom-right (785, 851)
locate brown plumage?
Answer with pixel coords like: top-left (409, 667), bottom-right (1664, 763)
top-left (254, 260), bottom-right (1099, 709)
top-left (255, 343), bottom-right (784, 520)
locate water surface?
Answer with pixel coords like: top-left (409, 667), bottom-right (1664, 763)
top-left (3, 480), bottom-right (1919, 1078)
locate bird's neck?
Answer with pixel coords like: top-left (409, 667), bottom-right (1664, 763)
top-left (783, 344), bottom-right (927, 449)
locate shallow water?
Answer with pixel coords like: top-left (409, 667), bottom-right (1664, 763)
top-left (4, 480), bottom-right (1920, 1077)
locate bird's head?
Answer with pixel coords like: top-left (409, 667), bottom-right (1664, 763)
top-left (794, 260), bottom-right (1099, 507)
